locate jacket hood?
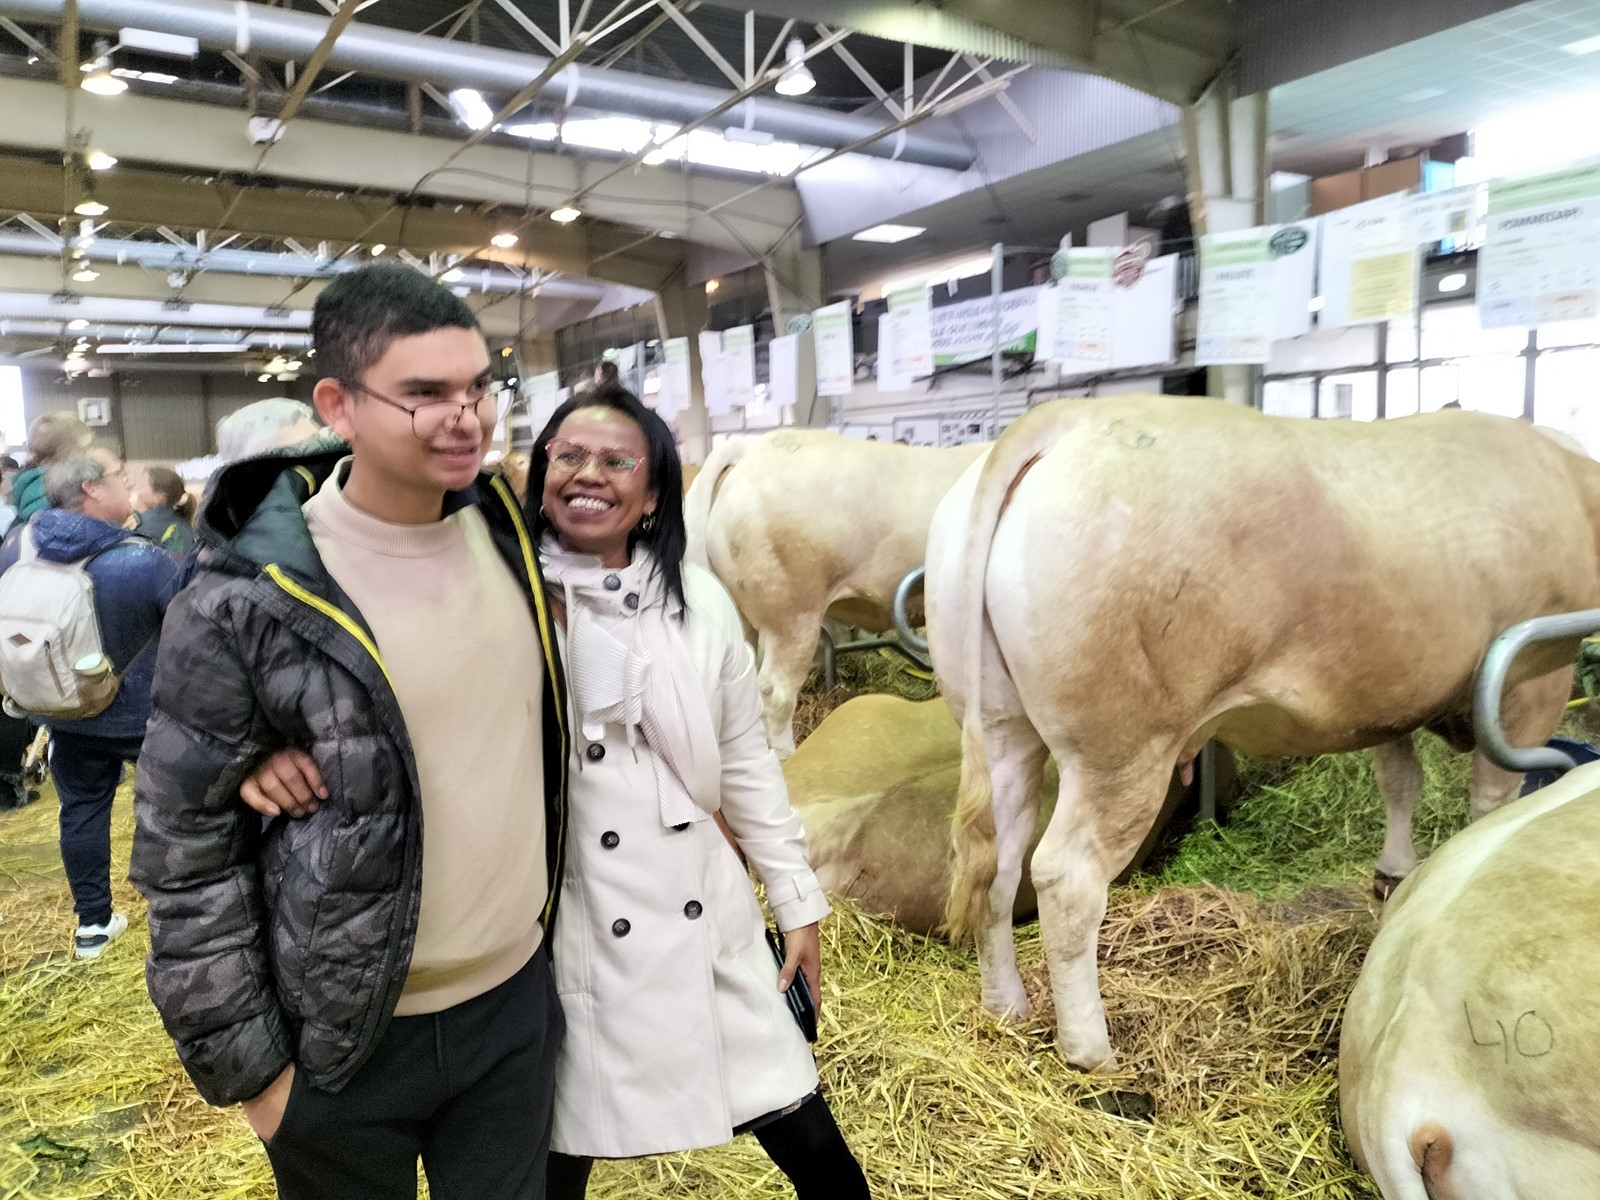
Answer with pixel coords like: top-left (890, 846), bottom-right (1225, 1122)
top-left (12, 466), bottom-right (48, 522)
top-left (30, 507), bottom-right (136, 563)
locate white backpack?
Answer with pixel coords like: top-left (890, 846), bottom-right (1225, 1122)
top-left (0, 528), bottom-right (127, 719)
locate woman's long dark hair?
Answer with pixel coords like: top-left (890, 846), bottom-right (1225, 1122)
top-left (147, 465), bottom-right (197, 521)
top-left (528, 385), bottom-right (688, 618)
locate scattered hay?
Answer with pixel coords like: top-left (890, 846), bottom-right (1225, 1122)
top-left (7, 715), bottom-right (1544, 1198)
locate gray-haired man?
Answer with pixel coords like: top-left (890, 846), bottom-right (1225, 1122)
top-left (0, 449), bottom-right (177, 956)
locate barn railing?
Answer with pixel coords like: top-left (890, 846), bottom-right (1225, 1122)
top-left (1475, 609), bottom-right (1600, 776)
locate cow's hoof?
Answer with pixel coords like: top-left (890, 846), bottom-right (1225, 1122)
top-left (1373, 871), bottom-right (1405, 901)
top-left (981, 987), bottom-right (1032, 1023)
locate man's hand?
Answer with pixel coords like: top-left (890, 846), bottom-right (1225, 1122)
top-left (242, 1064), bottom-right (296, 1142)
top-left (776, 922), bottom-right (821, 1015)
top-left (241, 749), bottom-right (327, 819)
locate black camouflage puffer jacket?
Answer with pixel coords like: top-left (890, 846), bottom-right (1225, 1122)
top-left (131, 448), bottom-right (570, 1107)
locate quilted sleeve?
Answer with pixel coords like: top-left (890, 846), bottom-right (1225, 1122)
top-left (130, 583), bottom-right (293, 1107)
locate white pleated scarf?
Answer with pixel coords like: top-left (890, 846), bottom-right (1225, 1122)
top-left (540, 537), bottom-right (721, 828)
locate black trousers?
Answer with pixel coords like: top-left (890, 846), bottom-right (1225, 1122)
top-left (264, 946), bottom-right (565, 1200)
top-left (545, 1090), bottom-right (869, 1200)
top-left (50, 730), bottom-right (143, 927)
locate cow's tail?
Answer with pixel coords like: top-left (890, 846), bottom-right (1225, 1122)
top-left (944, 405), bottom-right (1069, 945)
top-left (683, 437), bottom-right (749, 570)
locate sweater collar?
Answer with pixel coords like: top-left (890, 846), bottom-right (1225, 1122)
top-left (305, 458), bottom-right (465, 560)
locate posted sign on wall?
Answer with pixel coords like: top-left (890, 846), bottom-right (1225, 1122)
top-left (1478, 163), bottom-right (1600, 328)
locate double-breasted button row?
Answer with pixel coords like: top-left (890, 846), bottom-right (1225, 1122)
top-left (603, 573), bottom-right (621, 591)
top-left (611, 918), bottom-right (630, 937)
top-left (624, 592), bottom-right (640, 610)
top-left (586, 743), bottom-right (605, 762)
top-left (600, 831), bottom-right (619, 849)
top-left (683, 900), bottom-right (703, 920)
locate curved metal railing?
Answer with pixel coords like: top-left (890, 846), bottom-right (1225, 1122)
top-left (891, 566), bottom-right (929, 655)
top-left (1474, 608), bottom-right (1600, 776)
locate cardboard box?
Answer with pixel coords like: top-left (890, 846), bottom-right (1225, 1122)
top-left (1363, 155), bottom-right (1424, 202)
top-left (1310, 169), bottom-right (1362, 216)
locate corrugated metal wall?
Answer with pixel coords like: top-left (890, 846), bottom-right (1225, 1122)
top-left (17, 369), bottom-right (315, 464)
top-left (1237, 0), bottom-right (1526, 93)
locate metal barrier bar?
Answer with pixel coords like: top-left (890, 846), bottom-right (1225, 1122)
top-left (892, 566), bottom-right (930, 655)
top-left (1474, 607), bottom-right (1600, 775)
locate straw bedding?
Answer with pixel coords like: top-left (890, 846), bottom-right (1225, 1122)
top-left (0, 701), bottom-right (1504, 1198)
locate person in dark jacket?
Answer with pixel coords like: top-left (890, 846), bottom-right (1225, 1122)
top-left (132, 465), bottom-right (197, 558)
top-left (130, 263), bottom-right (570, 1200)
top-left (10, 411), bottom-right (95, 525)
top-left (0, 449), bottom-right (178, 956)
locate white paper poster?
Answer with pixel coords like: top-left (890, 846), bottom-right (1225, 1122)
top-left (1111, 252), bottom-right (1179, 370)
top-left (1319, 194), bottom-right (1418, 328)
top-left (929, 287), bottom-right (1043, 364)
top-left (812, 302), bottom-right (855, 396)
top-left (885, 285), bottom-right (934, 382)
top-left (1478, 163), bottom-right (1600, 328)
top-left (1407, 185), bottom-right (1479, 245)
top-left (1053, 248), bottom-right (1114, 374)
top-left (1035, 283), bottom-right (1059, 363)
top-left (877, 312), bottom-right (913, 392)
top-left (766, 333), bottom-right (800, 416)
top-left (698, 330), bottom-right (730, 416)
top-left (524, 371), bottom-right (561, 432)
top-left (722, 325), bottom-right (756, 408)
top-left (656, 337), bottom-right (690, 423)
top-left (1196, 230), bottom-right (1276, 364)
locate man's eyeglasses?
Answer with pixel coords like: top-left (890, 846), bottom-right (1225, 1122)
top-left (545, 438), bottom-right (645, 477)
top-left (341, 377), bottom-right (514, 440)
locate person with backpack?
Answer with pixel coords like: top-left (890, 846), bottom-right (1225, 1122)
top-left (133, 465), bottom-right (198, 559)
top-left (0, 449), bottom-right (178, 957)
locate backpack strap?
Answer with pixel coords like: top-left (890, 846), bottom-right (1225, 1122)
top-left (17, 524), bottom-right (37, 564)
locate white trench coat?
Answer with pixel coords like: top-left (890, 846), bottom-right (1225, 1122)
top-left (549, 563), bottom-right (831, 1159)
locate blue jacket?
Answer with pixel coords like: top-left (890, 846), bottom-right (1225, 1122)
top-left (0, 510), bottom-right (179, 739)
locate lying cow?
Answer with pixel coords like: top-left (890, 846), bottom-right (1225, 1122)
top-left (1341, 759), bottom-right (1600, 1199)
top-left (686, 431), bottom-right (985, 755)
top-left (785, 694), bottom-right (1235, 934)
top-left (926, 396), bottom-right (1596, 1070)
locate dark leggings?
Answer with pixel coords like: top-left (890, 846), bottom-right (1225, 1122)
top-left (545, 1092), bottom-right (868, 1199)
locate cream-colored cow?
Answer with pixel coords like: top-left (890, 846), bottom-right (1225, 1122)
top-left (928, 396), bottom-right (1597, 1070)
top-left (1341, 760), bottom-right (1600, 1199)
top-left (686, 431), bottom-right (985, 756)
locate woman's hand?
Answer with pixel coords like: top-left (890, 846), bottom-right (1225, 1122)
top-left (776, 922), bottom-right (821, 1014)
top-left (240, 749), bottom-right (327, 819)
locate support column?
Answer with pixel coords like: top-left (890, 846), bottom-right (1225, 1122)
top-left (654, 272), bottom-right (711, 463)
top-left (1183, 70), bottom-right (1269, 407)
top-left (762, 230), bottom-right (828, 427)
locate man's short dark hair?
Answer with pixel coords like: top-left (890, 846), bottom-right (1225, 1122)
top-left (312, 263), bottom-right (481, 385)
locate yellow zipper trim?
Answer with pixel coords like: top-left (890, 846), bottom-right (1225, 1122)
top-left (265, 563), bottom-right (394, 692)
top-left (488, 475), bottom-right (569, 927)
top-left (293, 466), bottom-right (317, 491)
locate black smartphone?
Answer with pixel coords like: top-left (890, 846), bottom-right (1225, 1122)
top-left (764, 926), bottom-right (818, 1043)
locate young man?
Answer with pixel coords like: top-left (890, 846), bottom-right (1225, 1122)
top-left (132, 263), bottom-right (570, 1200)
top-left (0, 449), bottom-right (177, 955)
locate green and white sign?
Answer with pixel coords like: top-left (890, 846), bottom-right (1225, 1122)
top-left (1479, 163), bottom-right (1600, 328)
top-left (811, 302), bottom-right (854, 396)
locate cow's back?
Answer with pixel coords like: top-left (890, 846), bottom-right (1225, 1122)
top-left (703, 431), bottom-right (986, 630)
top-left (1341, 765), bottom-right (1600, 1198)
top-left (982, 398), bottom-right (1600, 760)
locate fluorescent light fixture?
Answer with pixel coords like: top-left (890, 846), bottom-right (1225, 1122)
top-left (448, 88), bottom-right (495, 131)
top-left (724, 126), bottom-right (775, 146)
top-left (775, 38), bottom-right (815, 97)
top-left (258, 374), bottom-right (272, 382)
top-left (550, 206), bottom-right (581, 224)
top-left (1308, 295), bottom-right (1326, 312)
top-left (440, 267), bottom-right (465, 283)
top-left (1438, 272), bottom-right (1468, 293)
top-left (67, 318), bottom-right (89, 331)
top-left (95, 342), bottom-right (246, 354)
top-left (853, 223), bottom-right (925, 244)
top-left (491, 231), bottom-right (519, 249)
top-left (86, 149), bottom-right (118, 171)
top-left (369, 243), bottom-right (386, 256)
top-left (80, 42), bottom-right (128, 96)
top-left (117, 26), bottom-right (200, 59)
top-left (73, 199), bottom-right (108, 217)
top-left (72, 266), bottom-right (100, 282)
top-left (1562, 34), bottom-right (1600, 56)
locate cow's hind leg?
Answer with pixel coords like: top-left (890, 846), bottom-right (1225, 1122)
top-left (1371, 735), bottom-right (1423, 900)
top-left (755, 616), bottom-right (823, 758)
top-left (1030, 749), bottom-right (1174, 1072)
top-left (1469, 665), bottom-right (1573, 819)
top-left (970, 716), bottom-right (1049, 1022)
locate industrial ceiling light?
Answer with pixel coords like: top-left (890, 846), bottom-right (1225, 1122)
top-left (86, 149), bottom-right (118, 171)
top-left (775, 38), bottom-right (815, 97)
top-left (491, 230), bottom-right (519, 248)
top-left (550, 206), bottom-right (582, 224)
top-left (80, 41), bottom-right (128, 96)
top-left (852, 223), bottom-right (925, 244)
top-left (72, 265), bottom-right (100, 282)
top-left (440, 267), bottom-right (465, 282)
top-left (67, 318), bottom-right (89, 331)
top-left (73, 199), bottom-right (108, 216)
top-left (369, 243), bottom-right (386, 256)
top-left (258, 374), bottom-right (272, 383)
top-left (448, 88), bottom-right (495, 131)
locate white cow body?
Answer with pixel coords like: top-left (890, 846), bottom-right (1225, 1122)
top-left (1341, 760), bottom-right (1600, 1200)
top-left (928, 396), bottom-right (1600, 1069)
top-left (686, 430), bottom-right (985, 755)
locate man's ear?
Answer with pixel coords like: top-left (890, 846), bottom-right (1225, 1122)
top-left (313, 378), bottom-right (357, 443)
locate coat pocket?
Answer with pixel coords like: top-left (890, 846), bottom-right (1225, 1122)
top-left (551, 868), bottom-right (592, 996)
